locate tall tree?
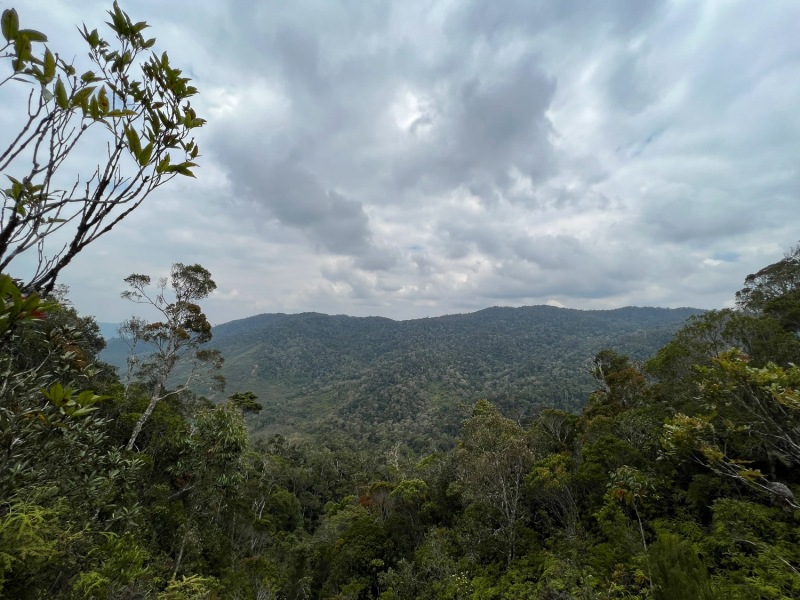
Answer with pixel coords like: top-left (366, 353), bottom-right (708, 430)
top-left (455, 400), bottom-right (532, 565)
top-left (0, 3), bottom-right (203, 293)
top-left (120, 263), bottom-right (222, 451)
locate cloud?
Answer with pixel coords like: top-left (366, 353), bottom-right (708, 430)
top-left (240, 159), bottom-right (373, 256)
top-left (4, 0), bottom-right (800, 324)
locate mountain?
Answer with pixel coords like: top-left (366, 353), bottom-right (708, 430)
top-left (101, 306), bottom-right (702, 450)
top-left (101, 305), bottom-right (701, 451)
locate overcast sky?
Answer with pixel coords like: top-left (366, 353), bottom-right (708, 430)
top-left (5, 0), bottom-right (800, 324)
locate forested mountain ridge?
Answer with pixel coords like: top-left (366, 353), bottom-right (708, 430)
top-left (103, 305), bottom-right (702, 449)
top-left (5, 6), bottom-right (800, 597)
top-left (7, 246), bottom-right (800, 598)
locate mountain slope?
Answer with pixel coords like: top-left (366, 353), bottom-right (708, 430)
top-left (172, 305), bottom-right (700, 449)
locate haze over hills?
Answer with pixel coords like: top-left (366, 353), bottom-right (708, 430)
top-left (101, 304), bottom-right (702, 451)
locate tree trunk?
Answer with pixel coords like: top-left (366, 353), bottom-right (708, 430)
top-left (125, 360), bottom-right (175, 451)
top-left (125, 392), bottom-right (160, 451)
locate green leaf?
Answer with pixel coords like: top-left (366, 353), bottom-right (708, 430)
top-left (166, 162), bottom-right (198, 178)
top-left (156, 154), bottom-right (171, 174)
top-left (1, 8), bottom-right (19, 42)
top-left (97, 86), bottom-right (109, 114)
top-left (70, 407), bottom-right (97, 418)
top-left (71, 86), bottom-right (95, 108)
top-left (41, 382), bottom-right (67, 406)
top-left (108, 1), bottom-right (128, 33)
top-left (89, 95), bottom-right (100, 119)
top-left (5, 175), bottom-right (23, 200)
top-left (125, 125), bottom-right (142, 157)
top-left (18, 28), bottom-right (47, 43)
top-left (157, 110), bottom-right (173, 129)
top-left (14, 32), bottom-right (32, 62)
top-left (138, 142), bottom-right (153, 166)
top-left (43, 48), bottom-right (56, 84)
top-left (105, 108), bottom-right (136, 118)
top-left (82, 27), bottom-right (100, 49)
top-left (54, 78), bottom-right (69, 109)
top-left (75, 390), bottom-right (109, 406)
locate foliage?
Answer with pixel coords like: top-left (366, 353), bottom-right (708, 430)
top-left (0, 3), bottom-right (203, 293)
top-left (3, 23), bottom-right (800, 593)
top-left (736, 243), bottom-right (800, 334)
top-left (119, 262), bottom-right (222, 451)
top-left (100, 305), bottom-right (702, 454)
top-left (663, 350), bottom-right (800, 508)
top-left (648, 533), bottom-right (716, 600)
top-left (4, 241), bottom-right (800, 599)
top-left (157, 575), bottom-right (220, 600)
top-left (455, 400), bottom-right (533, 564)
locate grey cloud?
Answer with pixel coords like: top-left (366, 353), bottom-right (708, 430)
top-left (638, 184), bottom-right (764, 245)
top-left (214, 0), bottom-right (562, 207)
top-left (391, 54), bottom-right (558, 202)
top-left (275, 27), bottom-right (325, 94)
top-left (353, 247), bottom-right (399, 272)
top-left (21, 0), bottom-right (800, 323)
top-left (606, 46), bottom-right (658, 115)
top-left (319, 262), bottom-right (379, 300)
top-left (209, 117), bottom-right (378, 257)
top-left (478, 258), bottom-right (639, 302)
top-left (412, 254), bottom-right (437, 276)
top-left (439, 220), bottom-right (508, 258)
top-left (250, 161), bottom-right (374, 255)
top-left (453, 0), bottom-right (666, 41)
top-left (510, 235), bottom-right (588, 270)
top-left (452, 58), bottom-right (557, 182)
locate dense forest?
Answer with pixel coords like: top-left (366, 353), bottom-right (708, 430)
top-left (5, 241), bottom-right (800, 599)
top-left (3, 4), bottom-right (800, 599)
top-left (102, 304), bottom-right (701, 452)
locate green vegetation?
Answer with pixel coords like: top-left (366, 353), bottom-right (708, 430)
top-left (103, 305), bottom-right (701, 452)
top-left (2, 4), bottom-right (800, 599)
top-left (0, 2), bottom-right (203, 294)
top-left (6, 246), bottom-right (800, 600)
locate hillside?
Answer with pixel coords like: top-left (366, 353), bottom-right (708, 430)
top-left (105, 305), bottom-right (702, 450)
top-left (10, 244), bottom-right (800, 598)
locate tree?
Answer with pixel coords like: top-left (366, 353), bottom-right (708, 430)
top-left (663, 350), bottom-right (800, 509)
top-left (120, 263), bottom-right (222, 451)
top-left (736, 243), bottom-right (800, 334)
top-left (648, 534), bottom-right (716, 600)
top-left (455, 400), bottom-right (533, 565)
top-left (228, 390), bottom-right (262, 414)
top-left (0, 276), bottom-right (147, 596)
top-left (1, 3), bottom-right (203, 294)
top-left (527, 452), bottom-right (580, 538)
top-left (168, 400), bottom-right (249, 578)
top-left (587, 349), bottom-right (648, 416)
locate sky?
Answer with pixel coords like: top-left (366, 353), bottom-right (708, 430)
top-left (4, 0), bottom-right (800, 325)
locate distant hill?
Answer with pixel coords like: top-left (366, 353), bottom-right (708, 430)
top-left (102, 305), bottom-right (702, 451)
